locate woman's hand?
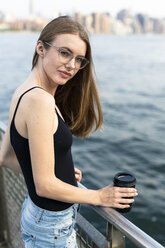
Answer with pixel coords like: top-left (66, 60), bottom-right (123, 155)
top-left (97, 183), bottom-right (138, 209)
top-left (74, 168), bottom-right (82, 182)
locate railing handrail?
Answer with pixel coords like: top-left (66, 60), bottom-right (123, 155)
top-left (0, 121), bottom-right (164, 248)
top-left (93, 206), bottom-right (164, 248)
top-left (78, 177), bottom-right (164, 247)
top-left (0, 121), bottom-right (7, 133)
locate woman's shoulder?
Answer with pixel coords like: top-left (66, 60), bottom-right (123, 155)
top-left (10, 85), bottom-right (55, 123)
top-left (13, 85), bottom-right (55, 108)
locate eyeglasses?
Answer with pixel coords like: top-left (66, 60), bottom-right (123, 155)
top-left (44, 41), bottom-right (89, 70)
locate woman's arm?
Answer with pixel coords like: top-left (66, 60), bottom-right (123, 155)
top-left (0, 124), bottom-right (22, 173)
top-left (25, 90), bottom-right (137, 208)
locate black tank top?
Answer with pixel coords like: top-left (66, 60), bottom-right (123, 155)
top-left (10, 86), bottom-right (77, 211)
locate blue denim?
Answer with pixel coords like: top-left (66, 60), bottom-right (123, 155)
top-left (21, 194), bottom-right (79, 248)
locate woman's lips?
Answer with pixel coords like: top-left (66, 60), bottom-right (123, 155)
top-left (58, 70), bottom-right (72, 78)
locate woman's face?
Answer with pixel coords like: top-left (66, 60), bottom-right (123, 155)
top-left (41, 34), bottom-right (87, 87)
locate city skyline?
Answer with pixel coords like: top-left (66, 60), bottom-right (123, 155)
top-left (1, 0), bottom-right (165, 19)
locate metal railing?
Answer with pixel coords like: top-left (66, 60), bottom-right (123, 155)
top-left (0, 121), bottom-right (164, 248)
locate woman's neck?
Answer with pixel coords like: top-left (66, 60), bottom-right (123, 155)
top-left (28, 66), bottom-right (57, 97)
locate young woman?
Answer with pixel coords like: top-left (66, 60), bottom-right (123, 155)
top-left (0, 16), bottom-right (138, 248)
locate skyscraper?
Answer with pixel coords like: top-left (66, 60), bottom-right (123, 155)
top-left (29, 0), bottom-right (35, 18)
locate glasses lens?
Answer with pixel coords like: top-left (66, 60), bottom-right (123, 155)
top-left (57, 47), bottom-right (89, 70)
top-left (78, 58), bottom-right (89, 69)
top-left (59, 49), bottom-right (72, 62)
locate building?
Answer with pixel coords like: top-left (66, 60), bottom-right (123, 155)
top-left (136, 13), bottom-right (150, 33)
top-left (74, 12), bottom-right (84, 26)
top-left (29, 0), bottom-right (35, 19)
top-left (100, 13), bottom-right (111, 33)
top-left (84, 15), bottom-right (94, 34)
top-left (117, 9), bottom-right (132, 24)
top-left (91, 13), bottom-right (111, 33)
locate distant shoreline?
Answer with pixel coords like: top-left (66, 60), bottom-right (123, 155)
top-left (0, 29), bottom-right (39, 33)
top-left (1, 30), bottom-right (165, 37)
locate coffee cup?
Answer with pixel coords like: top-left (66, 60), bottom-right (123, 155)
top-left (113, 172), bottom-right (136, 213)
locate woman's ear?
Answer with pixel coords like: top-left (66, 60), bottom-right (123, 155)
top-left (36, 40), bottom-right (45, 57)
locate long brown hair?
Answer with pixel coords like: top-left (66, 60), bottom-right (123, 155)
top-left (32, 16), bottom-right (103, 138)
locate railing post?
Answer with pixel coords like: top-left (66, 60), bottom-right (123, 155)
top-left (112, 226), bottom-right (125, 248)
top-left (105, 222), bottom-right (113, 248)
top-left (105, 222), bottom-right (125, 248)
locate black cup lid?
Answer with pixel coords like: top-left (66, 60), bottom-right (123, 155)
top-left (113, 172), bottom-right (136, 186)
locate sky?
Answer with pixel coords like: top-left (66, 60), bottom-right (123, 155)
top-left (1, 0), bottom-right (165, 19)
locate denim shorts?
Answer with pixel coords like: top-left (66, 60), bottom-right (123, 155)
top-left (21, 194), bottom-right (79, 248)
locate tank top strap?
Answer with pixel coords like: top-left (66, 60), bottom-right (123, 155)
top-left (12, 86), bottom-right (44, 121)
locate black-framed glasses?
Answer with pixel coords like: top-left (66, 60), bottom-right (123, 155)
top-left (44, 41), bottom-right (89, 70)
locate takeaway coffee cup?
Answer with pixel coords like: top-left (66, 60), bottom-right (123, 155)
top-left (113, 172), bottom-right (136, 213)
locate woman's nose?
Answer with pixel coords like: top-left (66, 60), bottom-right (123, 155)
top-left (65, 58), bottom-right (76, 69)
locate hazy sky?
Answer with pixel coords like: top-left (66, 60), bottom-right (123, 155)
top-left (1, 0), bottom-right (165, 18)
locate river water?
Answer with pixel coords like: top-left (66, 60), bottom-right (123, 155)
top-left (0, 32), bottom-right (165, 246)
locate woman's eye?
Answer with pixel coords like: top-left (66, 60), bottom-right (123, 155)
top-left (60, 50), bottom-right (70, 58)
top-left (76, 57), bottom-right (84, 63)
